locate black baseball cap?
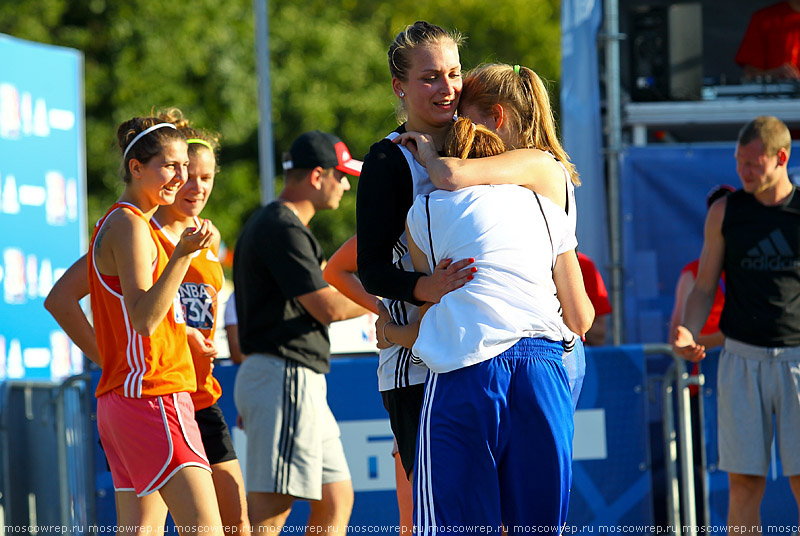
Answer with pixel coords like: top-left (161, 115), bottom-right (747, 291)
top-left (281, 130), bottom-right (362, 177)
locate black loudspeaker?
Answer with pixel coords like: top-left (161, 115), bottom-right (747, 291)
top-left (630, 3), bottom-right (703, 102)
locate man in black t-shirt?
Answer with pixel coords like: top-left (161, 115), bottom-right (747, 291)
top-left (232, 131), bottom-right (367, 535)
top-left (674, 117), bottom-right (800, 533)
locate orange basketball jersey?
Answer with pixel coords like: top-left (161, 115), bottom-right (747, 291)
top-left (151, 216), bottom-right (224, 410)
top-left (90, 202), bottom-right (196, 399)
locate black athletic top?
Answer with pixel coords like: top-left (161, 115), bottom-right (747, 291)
top-left (356, 125), bottom-right (425, 306)
top-left (233, 202), bottom-right (331, 373)
top-left (720, 187), bottom-right (800, 346)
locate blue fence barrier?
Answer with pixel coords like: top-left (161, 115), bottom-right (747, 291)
top-left (92, 346), bottom-right (655, 533)
top-left (76, 344), bottom-right (796, 533)
top-left (569, 346), bottom-right (653, 533)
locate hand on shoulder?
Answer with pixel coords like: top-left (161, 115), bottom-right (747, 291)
top-left (393, 131), bottom-right (438, 167)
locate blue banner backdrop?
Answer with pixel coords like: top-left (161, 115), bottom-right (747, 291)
top-left (619, 144), bottom-right (740, 344)
top-left (0, 34), bottom-right (86, 383)
top-left (560, 0), bottom-right (610, 279)
top-left (620, 143), bottom-right (800, 346)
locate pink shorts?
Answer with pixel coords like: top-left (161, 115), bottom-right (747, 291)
top-left (97, 391), bottom-right (210, 496)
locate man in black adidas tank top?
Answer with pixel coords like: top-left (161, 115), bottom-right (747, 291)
top-left (674, 116), bottom-right (800, 533)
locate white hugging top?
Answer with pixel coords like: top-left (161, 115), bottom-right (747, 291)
top-left (406, 184), bottom-right (577, 373)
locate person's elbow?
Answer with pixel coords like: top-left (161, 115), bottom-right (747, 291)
top-left (356, 264), bottom-right (381, 296)
top-left (564, 302), bottom-right (595, 337)
top-left (583, 314), bottom-right (608, 346)
top-left (44, 287), bottom-right (75, 321)
top-left (322, 265), bottom-right (346, 291)
top-left (130, 317), bottom-right (159, 337)
top-left (322, 265), bottom-right (334, 286)
top-left (43, 292), bottom-right (59, 316)
top-left (43, 294), bottom-right (70, 328)
top-left (132, 325), bottom-right (157, 337)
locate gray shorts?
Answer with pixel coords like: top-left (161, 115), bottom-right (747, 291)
top-left (233, 353), bottom-right (351, 500)
top-left (717, 338), bottom-right (800, 476)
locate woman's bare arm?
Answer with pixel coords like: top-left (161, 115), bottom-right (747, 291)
top-left (106, 212), bottom-right (213, 336)
top-left (323, 236), bottom-right (380, 314)
top-left (553, 250), bottom-right (595, 336)
top-left (44, 254), bottom-right (100, 364)
top-left (395, 132), bottom-right (567, 208)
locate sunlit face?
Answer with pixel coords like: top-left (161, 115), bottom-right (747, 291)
top-left (735, 139), bottom-right (783, 195)
top-left (396, 41), bottom-right (462, 132)
top-left (170, 146), bottom-right (216, 219)
top-left (320, 168), bottom-right (351, 210)
top-left (136, 140), bottom-right (189, 207)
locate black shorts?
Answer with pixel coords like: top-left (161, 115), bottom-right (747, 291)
top-left (382, 383), bottom-right (425, 480)
top-left (195, 402), bottom-right (237, 465)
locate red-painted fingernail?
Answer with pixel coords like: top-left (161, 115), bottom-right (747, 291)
top-left (470, 267), bottom-right (478, 273)
top-left (469, 258), bottom-right (475, 263)
top-left (467, 275), bottom-right (474, 280)
top-left (187, 227), bottom-right (196, 232)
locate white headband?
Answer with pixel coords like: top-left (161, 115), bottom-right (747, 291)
top-left (122, 123), bottom-right (177, 160)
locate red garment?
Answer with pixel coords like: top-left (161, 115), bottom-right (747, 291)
top-left (682, 260), bottom-right (725, 335)
top-left (577, 252), bottom-right (612, 316)
top-left (735, 2), bottom-right (800, 71)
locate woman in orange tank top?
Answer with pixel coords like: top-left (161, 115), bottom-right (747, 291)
top-left (148, 112), bottom-right (249, 533)
top-left (46, 114), bottom-right (223, 534)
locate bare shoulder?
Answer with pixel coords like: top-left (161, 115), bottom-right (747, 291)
top-left (518, 147), bottom-right (560, 164)
top-left (705, 196), bottom-right (727, 231)
top-left (530, 149), bottom-right (566, 179)
top-left (104, 208), bottom-right (157, 256)
top-left (103, 207), bottom-right (148, 240)
top-left (515, 149), bottom-right (566, 206)
top-left (94, 207), bottom-right (153, 273)
top-left (497, 147), bottom-right (560, 169)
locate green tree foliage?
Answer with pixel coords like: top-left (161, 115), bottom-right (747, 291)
top-left (0, 0), bottom-right (561, 258)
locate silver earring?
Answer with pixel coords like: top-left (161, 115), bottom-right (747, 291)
top-left (399, 91), bottom-right (405, 97)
